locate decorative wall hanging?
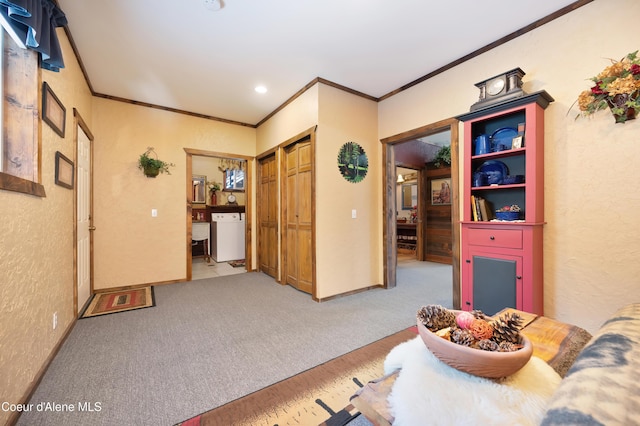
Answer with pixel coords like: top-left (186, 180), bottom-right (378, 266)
top-left (431, 178), bottom-right (451, 205)
top-left (138, 147), bottom-right (174, 178)
top-left (54, 151), bottom-right (74, 189)
top-left (337, 142), bottom-right (368, 183)
top-left (42, 82), bottom-right (66, 137)
top-left (574, 50), bottom-right (640, 124)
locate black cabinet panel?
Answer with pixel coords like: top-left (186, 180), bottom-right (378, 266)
top-left (472, 256), bottom-right (516, 316)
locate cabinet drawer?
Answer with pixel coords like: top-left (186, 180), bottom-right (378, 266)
top-left (467, 228), bottom-right (522, 249)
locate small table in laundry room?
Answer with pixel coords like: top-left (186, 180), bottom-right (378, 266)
top-left (192, 221), bottom-right (210, 262)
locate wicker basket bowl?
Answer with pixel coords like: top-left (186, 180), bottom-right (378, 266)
top-left (417, 315), bottom-right (533, 378)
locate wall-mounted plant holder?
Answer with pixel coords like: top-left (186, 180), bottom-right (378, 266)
top-left (138, 147), bottom-right (174, 178)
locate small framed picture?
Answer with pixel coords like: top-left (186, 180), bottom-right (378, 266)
top-left (42, 82), bottom-right (66, 138)
top-left (55, 151), bottom-right (74, 189)
top-left (512, 135), bottom-right (524, 149)
top-left (431, 178), bottom-right (451, 205)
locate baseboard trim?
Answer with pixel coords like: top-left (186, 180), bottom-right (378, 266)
top-left (315, 284), bottom-right (385, 303)
top-left (92, 279), bottom-right (180, 293)
top-left (8, 317), bottom-right (77, 426)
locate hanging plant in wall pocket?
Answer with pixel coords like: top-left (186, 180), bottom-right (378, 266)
top-left (574, 50), bottom-right (640, 124)
top-left (138, 147), bottom-right (174, 178)
top-left (337, 141), bottom-right (368, 183)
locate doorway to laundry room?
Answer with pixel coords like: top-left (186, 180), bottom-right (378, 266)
top-left (185, 148), bottom-right (253, 281)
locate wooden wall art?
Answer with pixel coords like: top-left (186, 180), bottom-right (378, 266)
top-left (42, 82), bottom-right (66, 137)
top-left (55, 151), bottom-right (74, 189)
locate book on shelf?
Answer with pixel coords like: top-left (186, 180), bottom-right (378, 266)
top-left (479, 198), bottom-right (494, 221)
top-left (471, 196), bottom-right (494, 221)
top-left (471, 195), bottom-right (478, 221)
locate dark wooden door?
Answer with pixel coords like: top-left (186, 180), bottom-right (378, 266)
top-left (258, 154), bottom-right (278, 278)
top-left (284, 140), bottom-right (313, 294)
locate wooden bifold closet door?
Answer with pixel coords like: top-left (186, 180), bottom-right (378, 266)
top-left (258, 154), bottom-right (278, 278)
top-left (284, 140), bottom-right (313, 294)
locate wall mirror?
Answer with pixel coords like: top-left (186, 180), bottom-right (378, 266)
top-left (192, 175), bottom-right (206, 204)
top-left (401, 183), bottom-right (417, 210)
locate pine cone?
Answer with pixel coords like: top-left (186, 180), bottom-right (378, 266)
top-left (478, 339), bottom-right (499, 352)
top-left (492, 312), bottom-right (524, 344)
top-left (498, 341), bottom-right (518, 352)
top-left (417, 305), bottom-right (455, 331)
top-left (471, 310), bottom-right (487, 320)
top-left (451, 328), bottom-right (475, 346)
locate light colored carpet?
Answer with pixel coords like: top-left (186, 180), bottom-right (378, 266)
top-left (18, 263), bottom-right (451, 426)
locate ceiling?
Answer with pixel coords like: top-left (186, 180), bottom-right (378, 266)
top-left (57, 0), bottom-right (583, 127)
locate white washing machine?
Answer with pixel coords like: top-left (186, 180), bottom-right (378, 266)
top-left (211, 213), bottom-right (245, 262)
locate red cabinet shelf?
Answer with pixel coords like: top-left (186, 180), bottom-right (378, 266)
top-left (457, 92), bottom-right (552, 316)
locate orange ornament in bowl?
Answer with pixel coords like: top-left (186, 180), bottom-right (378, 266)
top-left (469, 319), bottom-right (494, 340)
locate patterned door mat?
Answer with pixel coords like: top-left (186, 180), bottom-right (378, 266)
top-left (228, 259), bottom-right (245, 268)
top-left (80, 287), bottom-right (155, 318)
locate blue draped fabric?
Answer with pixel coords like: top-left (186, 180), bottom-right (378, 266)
top-left (0, 0), bottom-right (67, 71)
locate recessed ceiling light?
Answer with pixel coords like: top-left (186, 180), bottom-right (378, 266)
top-left (255, 86), bottom-right (267, 94)
top-left (203, 0), bottom-right (223, 11)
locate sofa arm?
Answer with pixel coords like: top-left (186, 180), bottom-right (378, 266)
top-left (540, 303), bottom-right (640, 425)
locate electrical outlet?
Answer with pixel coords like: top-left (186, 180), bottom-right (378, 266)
top-left (53, 312), bottom-right (58, 330)
top-left (151, 209), bottom-right (158, 217)
top-left (352, 209), bottom-right (357, 219)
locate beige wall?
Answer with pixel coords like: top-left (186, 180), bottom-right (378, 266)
top-left (255, 85), bottom-right (319, 154)
top-left (379, 0), bottom-right (640, 333)
top-left (0, 29), bottom-right (93, 424)
top-left (316, 84), bottom-right (380, 298)
top-left (91, 99), bottom-right (256, 289)
top-left (255, 83), bottom-right (380, 298)
top-left (192, 156), bottom-right (247, 206)
top-left (3, 2), bottom-right (637, 419)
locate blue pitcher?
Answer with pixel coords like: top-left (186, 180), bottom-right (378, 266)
top-left (474, 134), bottom-right (490, 155)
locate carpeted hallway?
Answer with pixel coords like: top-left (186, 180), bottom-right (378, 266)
top-left (18, 263), bottom-right (451, 426)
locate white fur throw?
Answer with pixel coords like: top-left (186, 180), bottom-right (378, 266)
top-left (384, 336), bottom-right (561, 426)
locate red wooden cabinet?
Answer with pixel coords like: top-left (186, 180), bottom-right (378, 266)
top-left (458, 91), bottom-right (553, 315)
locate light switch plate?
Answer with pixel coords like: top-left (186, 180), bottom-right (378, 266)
top-left (352, 209), bottom-right (357, 219)
top-left (151, 209), bottom-right (158, 217)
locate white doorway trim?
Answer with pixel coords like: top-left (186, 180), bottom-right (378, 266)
top-left (74, 110), bottom-right (95, 316)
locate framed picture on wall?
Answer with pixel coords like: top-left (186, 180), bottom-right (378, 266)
top-left (431, 178), bottom-right (451, 205)
top-left (42, 82), bottom-right (66, 138)
top-left (55, 151), bottom-right (74, 189)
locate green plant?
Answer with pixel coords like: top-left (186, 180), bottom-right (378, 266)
top-left (433, 145), bottom-right (451, 168)
top-left (138, 147), bottom-right (174, 177)
top-left (207, 181), bottom-right (221, 193)
top-left (575, 50), bottom-right (640, 123)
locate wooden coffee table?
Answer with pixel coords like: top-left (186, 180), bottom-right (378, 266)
top-left (349, 308), bottom-right (592, 426)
